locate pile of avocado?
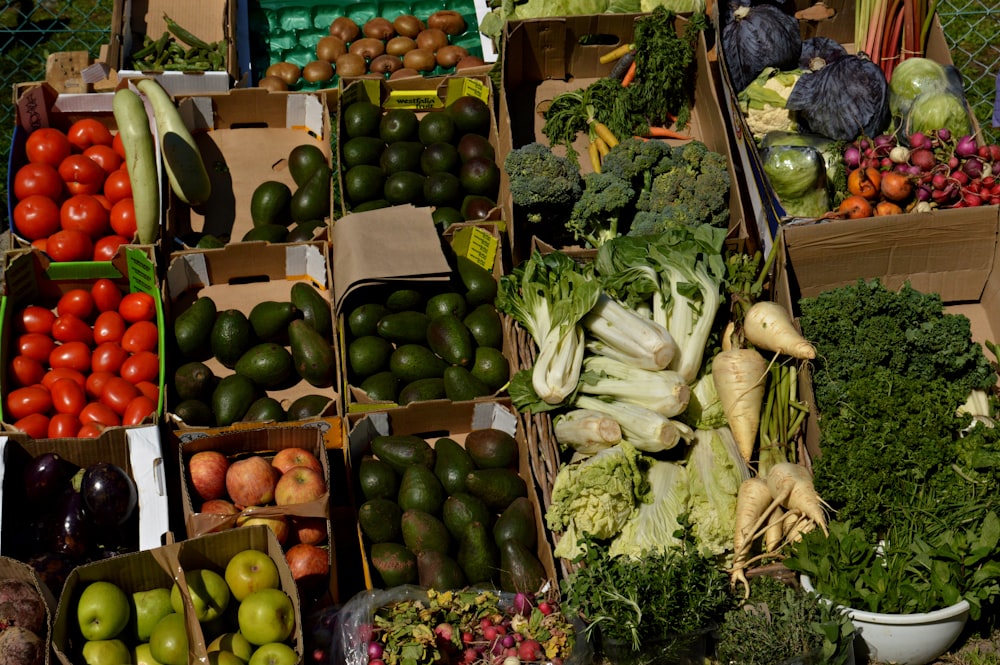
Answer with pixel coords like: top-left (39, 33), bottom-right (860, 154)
top-left (340, 94), bottom-right (500, 228)
top-left (358, 429), bottom-right (547, 592)
top-left (170, 281), bottom-right (336, 427)
top-left (345, 255), bottom-right (510, 405)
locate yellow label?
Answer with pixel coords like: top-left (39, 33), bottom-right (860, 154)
top-left (384, 90), bottom-right (444, 110)
top-left (451, 226), bottom-right (498, 272)
top-left (445, 78), bottom-right (490, 105)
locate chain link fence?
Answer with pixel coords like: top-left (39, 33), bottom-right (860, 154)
top-left (938, 0), bottom-right (1000, 145)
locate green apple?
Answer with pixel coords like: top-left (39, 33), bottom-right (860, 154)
top-left (248, 642), bottom-right (298, 665)
top-left (81, 638), bottom-right (131, 665)
top-left (77, 580), bottom-right (131, 641)
top-left (208, 632), bottom-right (254, 662)
top-left (131, 587), bottom-right (175, 642)
top-left (237, 588), bottom-right (295, 646)
top-left (225, 549), bottom-right (281, 602)
top-left (171, 568), bottom-right (230, 622)
top-left (209, 650), bottom-right (247, 665)
top-left (149, 612), bottom-right (189, 665)
top-left (134, 642), bottom-right (165, 665)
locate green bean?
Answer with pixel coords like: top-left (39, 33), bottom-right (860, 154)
top-left (163, 13), bottom-right (212, 50)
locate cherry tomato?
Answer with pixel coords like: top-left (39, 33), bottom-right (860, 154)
top-left (60, 194), bottom-right (110, 239)
top-left (14, 162), bottom-right (64, 201)
top-left (58, 154), bottom-right (106, 196)
top-left (100, 376), bottom-right (139, 416)
top-left (9, 355), bottom-right (46, 388)
top-left (14, 413), bottom-right (51, 439)
top-left (91, 278), bottom-right (124, 313)
top-left (26, 128), bottom-right (72, 168)
top-left (92, 342), bottom-right (129, 375)
top-left (50, 377), bottom-right (87, 415)
top-left (6, 385), bottom-right (52, 420)
top-left (93, 235), bottom-right (130, 262)
top-left (67, 118), bottom-right (113, 152)
top-left (57, 288), bottom-right (95, 320)
top-left (51, 313), bottom-right (94, 346)
top-left (120, 351), bottom-right (159, 385)
top-left (103, 169), bottom-right (132, 205)
top-left (18, 333), bottom-right (56, 363)
top-left (48, 413), bottom-right (82, 438)
top-left (49, 341), bottom-right (92, 372)
top-left (121, 320), bottom-right (159, 354)
top-left (123, 395), bottom-right (157, 426)
top-left (42, 367), bottom-right (87, 391)
top-left (31, 238), bottom-right (47, 253)
top-left (93, 194), bottom-right (113, 212)
top-left (93, 310), bottom-right (127, 344)
top-left (112, 133), bottom-right (126, 160)
top-left (79, 401), bottom-right (120, 427)
top-left (13, 194), bottom-right (61, 241)
top-left (119, 292), bottom-right (157, 323)
top-left (77, 422), bottom-right (105, 438)
top-left (17, 305), bottom-right (56, 335)
top-left (135, 380), bottom-right (160, 403)
top-left (85, 371), bottom-right (115, 400)
top-left (109, 198), bottom-right (137, 239)
top-left (46, 229), bottom-right (94, 262)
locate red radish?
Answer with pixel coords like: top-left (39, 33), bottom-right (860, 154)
top-left (519, 639), bottom-right (544, 661)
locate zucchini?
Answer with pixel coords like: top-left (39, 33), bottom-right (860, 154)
top-left (112, 88), bottom-right (160, 244)
top-left (135, 78), bottom-right (212, 206)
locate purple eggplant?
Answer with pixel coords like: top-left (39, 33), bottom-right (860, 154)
top-left (79, 462), bottom-right (137, 527)
top-left (23, 452), bottom-right (80, 505)
top-left (49, 486), bottom-right (90, 558)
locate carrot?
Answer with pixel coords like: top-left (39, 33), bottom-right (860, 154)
top-left (765, 462), bottom-right (829, 536)
top-left (621, 59), bottom-right (637, 87)
top-left (599, 42), bottom-right (634, 64)
top-left (643, 126), bottom-right (693, 140)
top-left (713, 348), bottom-right (769, 462)
top-left (592, 122), bottom-right (619, 149)
top-left (730, 476), bottom-right (776, 597)
top-left (588, 140), bottom-right (602, 173)
top-left (743, 301), bottom-right (816, 360)
top-left (595, 136), bottom-right (610, 158)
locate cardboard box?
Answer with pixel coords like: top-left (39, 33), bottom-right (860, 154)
top-left (713, 0), bottom-right (998, 253)
top-left (347, 399), bottom-right (558, 589)
top-left (165, 87), bottom-right (331, 250)
top-left (163, 240), bottom-right (339, 428)
top-left (498, 13), bottom-right (750, 263)
top-left (0, 247), bottom-right (165, 433)
top-left (7, 83), bottom-right (166, 247)
top-left (50, 526), bottom-right (303, 665)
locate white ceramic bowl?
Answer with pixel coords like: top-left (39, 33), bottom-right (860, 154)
top-left (800, 575), bottom-right (970, 665)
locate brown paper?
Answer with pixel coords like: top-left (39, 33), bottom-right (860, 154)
top-left (150, 544), bottom-right (210, 665)
top-left (186, 494), bottom-right (331, 538)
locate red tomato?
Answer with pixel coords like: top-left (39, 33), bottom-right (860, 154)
top-left (67, 118), bottom-right (113, 152)
top-left (13, 162), bottom-right (64, 201)
top-left (57, 288), bottom-right (95, 320)
top-left (50, 377), bottom-right (87, 415)
top-left (18, 305), bottom-right (56, 335)
top-left (42, 367), bottom-right (87, 390)
top-left (120, 351), bottom-right (159, 384)
top-left (92, 342), bottom-right (129, 374)
top-left (91, 278), bottom-right (124, 313)
top-left (100, 376), bottom-right (139, 415)
top-left (49, 341), bottom-right (92, 372)
top-left (6, 385), bottom-right (52, 420)
top-left (26, 128), bottom-right (72, 168)
top-left (85, 371), bottom-right (115, 400)
top-left (112, 133), bottom-right (126, 160)
top-left (82, 145), bottom-right (122, 175)
top-left (93, 310), bottom-right (127, 344)
top-left (103, 169), bottom-right (132, 205)
top-left (123, 395), bottom-right (157, 426)
top-left (31, 239), bottom-right (47, 253)
top-left (93, 235), bottom-right (129, 262)
top-left (18, 333), bottom-right (56, 363)
top-left (77, 422), bottom-right (105, 438)
top-left (60, 194), bottom-right (110, 239)
top-left (79, 401), bottom-right (120, 427)
top-left (48, 413), bottom-right (82, 438)
top-left (58, 154), bottom-right (106, 196)
top-left (109, 198), bottom-right (137, 239)
top-left (119, 292), bottom-right (156, 323)
top-left (121, 321), bottom-right (159, 354)
top-left (46, 229), bottom-right (94, 262)
top-left (51, 313), bottom-right (94, 346)
top-left (135, 380), bottom-right (160, 403)
top-left (9, 356), bottom-right (46, 388)
top-left (13, 194), bottom-right (61, 241)
top-left (92, 194), bottom-right (113, 212)
top-left (14, 413), bottom-right (51, 439)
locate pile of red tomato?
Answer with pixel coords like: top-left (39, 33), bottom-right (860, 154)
top-left (6, 277), bottom-right (160, 438)
top-left (12, 119), bottom-right (140, 262)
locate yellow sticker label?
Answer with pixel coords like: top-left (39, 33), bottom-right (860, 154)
top-left (451, 226), bottom-right (498, 272)
top-left (445, 78), bottom-right (490, 105)
top-left (384, 90), bottom-right (444, 110)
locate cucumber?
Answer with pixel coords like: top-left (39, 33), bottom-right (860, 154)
top-left (136, 78), bottom-right (212, 206)
top-left (112, 88), bottom-right (160, 244)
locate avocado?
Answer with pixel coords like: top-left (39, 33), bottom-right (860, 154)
top-left (398, 377), bottom-right (446, 405)
top-left (379, 141), bottom-right (424, 175)
top-left (211, 373), bottom-right (258, 426)
top-left (425, 292), bottom-right (467, 321)
top-left (359, 371), bottom-right (400, 403)
top-left (359, 498), bottom-right (404, 543)
top-left (461, 195), bottom-right (497, 221)
top-left (291, 163), bottom-right (331, 223)
top-left (447, 96), bottom-right (491, 138)
top-left (459, 156), bottom-right (500, 199)
top-left (344, 165), bottom-right (386, 206)
top-left (241, 223), bottom-right (289, 243)
top-left (426, 314), bottom-right (475, 367)
top-left (433, 437), bottom-right (476, 495)
top-left (286, 394), bottom-right (332, 420)
top-left (288, 319), bottom-right (336, 388)
top-left (290, 282), bottom-right (333, 341)
top-left (464, 304), bottom-right (503, 349)
top-left (422, 172), bottom-right (463, 208)
top-left (358, 457), bottom-right (400, 501)
top-left (370, 542), bottom-right (418, 587)
top-left (241, 396), bottom-right (287, 423)
top-left (211, 309), bottom-right (255, 369)
top-left (173, 360), bottom-right (216, 402)
top-left (172, 398), bottom-right (213, 426)
top-left (383, 171), bottom-right (425, 206)
top-left (465, 428), bottom-right (519, 469)
top-left (288, 143), bottom-right (329, 186)
top-left (341, 135), bottom-right (386, 168)
top-left (234, 342), bottom-right (295, 388)
top-left (416, 550), bottom-right (467, 591)
top-left (379, 108), bottom-right (420, 144)
top-left (442, 492), bottom-right (491, 541)
top-left (421, 142), bottom-right (460, 176)
top-left (286, 219), bottom-right (327, 242)
top-left (455, 255), bottom-right (498, 307)
top-left (465, 468), bottom-right (527, 510)
top-left (401, 510), bottom-right (452, 554)
top-left (443, 366), bottom-right (492, 402)
top-left (418, 111), bottom-right (456, 146)
top-left (385, 288), bottom-right (424, 312)
top-left (248, 300), bottom-right (300, 343)
top-left (349, 335), bottom-right (393, 381)
top-left (174, 296), bottom-right (217, 360)
top-left (471, 347), bottom-right (510, 392)
top-left (493, 496), bottom-right (537, 549)
top-left (389, 344), bottom-right (448, 383)
top-left (351, 199), bottom-right (391, 212)
top-left (376, 310), bottom-right (430, 345)
top-left (458, 521), bottom-right (500, 585)
top-left (397, 465), bottom-right (446, 515)
top-left (347, 303), bottom-right (391, 338)
top-left (250, 180), bottom-right (293, 227)
top-left (371, 434), bottom-right (435, 474)
top-left (499, 539), bottom-right (547, 594)
top-left (343, 101), bottom-right (383, 140)
top-left (456, 133), bottom-right (496, 164)
top-left (432, 206), bottom-right (464, 230)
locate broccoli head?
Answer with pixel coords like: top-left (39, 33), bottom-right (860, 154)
top-left (600, 137), bottom-right (677, 190)
top-left (504, 142), bottom-right (584, 223)
top-left (566, 171), bottom-right (635, 248)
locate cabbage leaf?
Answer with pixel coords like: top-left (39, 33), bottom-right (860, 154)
top-left (685, 427), bottom-right (751, 560)
top-left (609, 460), bottom-right (689, 558)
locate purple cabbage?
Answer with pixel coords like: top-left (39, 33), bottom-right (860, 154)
top-left (799, 36), bottom-right (848, 70)
top-left (720, 1), bottom-right (802, 93)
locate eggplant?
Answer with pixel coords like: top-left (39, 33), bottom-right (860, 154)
top-left (23, 452), bottom-right (80, 505)
top-left (79, 462), bottom-right (138, 527)
top-left (49, 486), bottom-right (90, 558)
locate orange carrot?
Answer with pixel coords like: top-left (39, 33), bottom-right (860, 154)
top-left (644, 126), bottom-right (693, 140)
top-left (621, 59), bottom-right (637, 87)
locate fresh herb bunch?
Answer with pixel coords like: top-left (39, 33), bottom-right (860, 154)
top-left (715, 575), bottom-right (855, 665)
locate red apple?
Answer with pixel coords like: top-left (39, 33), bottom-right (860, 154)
top-left (290, 516), bottom-right (328, 546)
top-left (271, 447), bottom-right (322, 475)
top-left (200, 498), bottom-right (239, 515)
top-left (188, 450), bottom-right (230, 502)
top-left (274, 466), bottom-right (327, 506)
top-left (284, 542), bottom-right (329, 596)
top-left (226, 455), bottom-right (279, 508)
top-left (237, 513), bottom-right (289, 545)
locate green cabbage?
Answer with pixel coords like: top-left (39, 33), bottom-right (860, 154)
top-left (903, 90), bottom-right (973, 141)
top-left (609, 461), bottom-right (689, 558)
top-left (761, 130), bottom-right (845, 197)
top-left (888, 57), bottom-right (949, 119)
top-left (762, 144), bottom-right (830, 218)
top-left (685, 428), bottom-right (751, 560)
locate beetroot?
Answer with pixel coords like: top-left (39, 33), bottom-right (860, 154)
top-left (0, 626), bottom-right (43, 665)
